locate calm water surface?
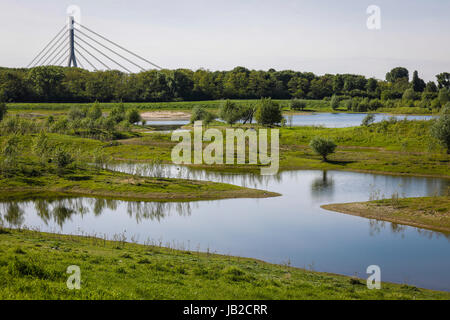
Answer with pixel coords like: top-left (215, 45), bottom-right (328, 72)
top-left (2, 164), bottom-right (449, 291)
top-left (285, 113), bottom-right (434, 128)
top-left (143, 113), bottom-right (433, 128)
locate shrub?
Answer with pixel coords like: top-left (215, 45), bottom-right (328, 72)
top-left (361, 114), bottom-right (375, 126)
top-left (438, 88), bottom-right (450, 105)
top-left (109, 103), bottom-right (126, 123)
top-left (309, 137), bottom-right (337, 161)
top-left (33, 131), bottom-right (52, 164)
top-left (368, 99), bottom-right (383, 111)
top-left (291, 99), bottom-right (307, 111)
top-left (191, 106), bottom-right (208, 123)
top-left (126, 108), bottom-right (141, 124)
top-left (255, 98), bottom-right (283, 126)
top-left (343, 99), bottom-right (353, 111)
top-left (403, 88), bottom-right (416, 101)
top-left (0, 102), bottom-right (7, 122)
top-left (54, 148), bottom-right (74, 169)
top-left (68, 106), bottom-right (87, 121)
top-left (330, 95), bottom-right (339, 110)
top-left (87, 102), bottom-right (102, 120)
top-left (353, 98), bottom-right (369, 112)
top-left (1, 135), bottom-right (21, 171)
top-left (219, 100), bottom-right (242, 125)
top-left (431, 114), bottom-right (450, 154)
top-left (431, 98), bottom-right (441, 111)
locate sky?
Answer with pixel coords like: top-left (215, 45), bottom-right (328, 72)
top-left (0, 0), bottom-right (449, 81)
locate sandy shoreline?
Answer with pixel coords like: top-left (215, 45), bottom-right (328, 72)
top-left (321, 202), bottom-right (450, 233)
top-left (140, 111), bottom-right (191, 120)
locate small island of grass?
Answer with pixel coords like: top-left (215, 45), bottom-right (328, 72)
top-left (322, 196), bottom-right (450, 233)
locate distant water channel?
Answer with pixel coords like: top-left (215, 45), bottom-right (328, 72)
top-left (2, 164), bottom-right (449, 291)
top-left (143, 113), bottom-right (434, 129)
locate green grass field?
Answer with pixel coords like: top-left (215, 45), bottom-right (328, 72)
top-left (1, 229), bottom-right (448, 300)
top-left (103, 120), bottom-right (450, 178)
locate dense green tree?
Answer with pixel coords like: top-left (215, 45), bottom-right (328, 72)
top-left (332, 75), bottom-right (344, 93)
top-left (291, 99), bottom-right (307, 111)
top-left (254, 98), bottom-right (283, 126)
top-left (403, 88), bottom-right (417, 100)
top-left (330, 95), bottom-right (339, 110)
top-left (438, 88), bottom-right (450, 105)
top-left (412, 71), bottom-right (426, 92)
top-left (436, 72), bottom-right (450, 89)
top-left (27, 66), bottom-right (65, 100)
top-left (425, 81), bottom-right (438, 92)
top-left (287, 76), bottom-right (309, 98)
top-left (366, 78), bottom-right (378, 93)
top-left (386, 67), bottom-right (409, 83)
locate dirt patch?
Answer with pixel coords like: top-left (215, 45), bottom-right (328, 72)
top-left (141, 111), bottom-right (191, 120)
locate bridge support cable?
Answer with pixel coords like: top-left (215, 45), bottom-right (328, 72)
top-left (43, 38), bottom-right (69, 66)
top-left (74, 48), bottom-right (98, 71)
top-left (27, 18), bottom-right (163, 72)
top-left (75, 34), bottom-right (132, 73)
top-left (55, 53), bottom-right (70, 66)
top-left (46, 41), bottom-right (69, 66)
top-left (27, 25), bottom-right (66, 68)
top-left (74, 22), bottom-right (162, 70)
top-left (31, 29), bottom-right (67, 68)
top-left (76, 29), bottom-right (146, 71)
top-left (74, 40), bottom-right (112, 70)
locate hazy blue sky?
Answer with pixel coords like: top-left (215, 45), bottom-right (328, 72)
top-left (1, 0), bottom-right (449, 81)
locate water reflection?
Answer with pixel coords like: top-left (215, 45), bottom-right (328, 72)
top-left (0, 198), bottom-right (195, 228)
top-left (1, 166), bottom-right (450, 290)
top-left (310, 171), bottom-right (334, 200)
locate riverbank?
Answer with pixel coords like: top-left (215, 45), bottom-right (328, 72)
top-left (107, 120), bottom-right (450, 178)
top-left (0, 167), bottom-right (278, 202)
top-left (322, 196), bottom-right (450, 234)
top-left (0, 228), bottom-right (448, 300)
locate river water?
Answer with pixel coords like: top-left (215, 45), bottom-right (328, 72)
top-left (2, 164), bottom-right (449, 291)
top-left (143, 113), bottom-right (434, 129)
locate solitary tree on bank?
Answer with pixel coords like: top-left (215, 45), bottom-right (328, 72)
top-left (309, 137), bottom-right (337, 161)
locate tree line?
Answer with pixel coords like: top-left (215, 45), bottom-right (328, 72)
top-left (0, 66), bottom-right (449, 108)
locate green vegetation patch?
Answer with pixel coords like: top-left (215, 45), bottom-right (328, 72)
top-left (0, 229), bottom-right (448, 300)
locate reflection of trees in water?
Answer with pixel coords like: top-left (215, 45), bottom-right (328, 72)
top-left (310, 171), bottom-right (334, 199)
top-left (108, 163), bottom-right (282, 190)
top-left (126, 201), bottom-right (193, 223)
top-left (0, 202), bottom-right (25, 227)
top-left (369, 219), bottom-right (450, 241)
top-left (369, 220), bottom-right (406, 237)
top-left (0, 197), bottom-right (196, 228)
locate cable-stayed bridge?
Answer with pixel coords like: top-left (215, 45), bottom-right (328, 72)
top-left (27, 16), bottom-right (162, 73)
